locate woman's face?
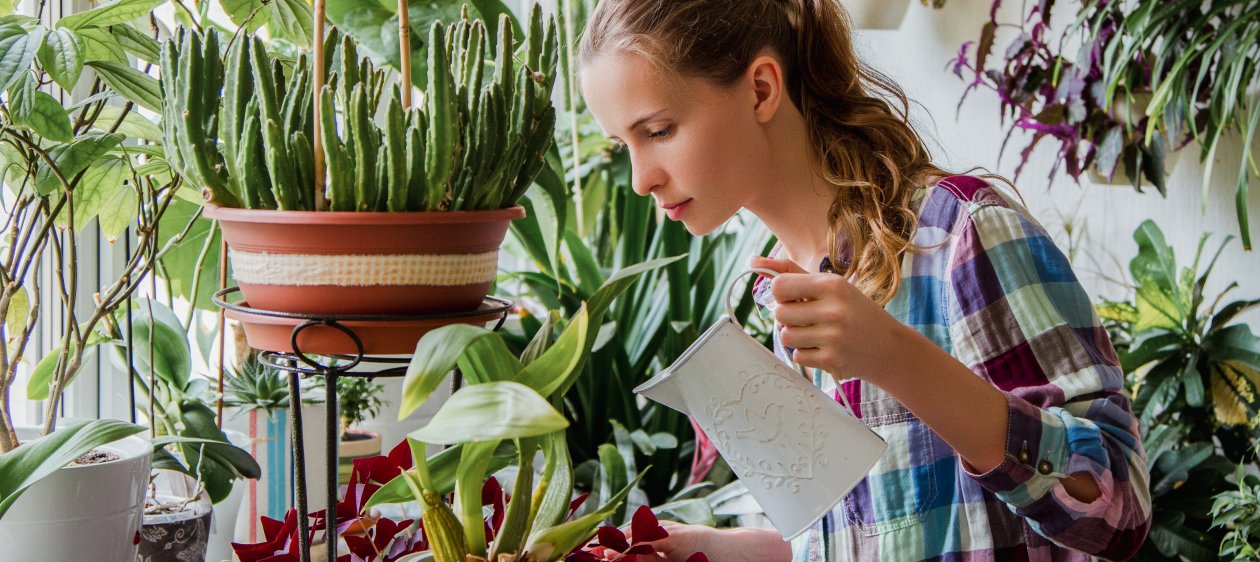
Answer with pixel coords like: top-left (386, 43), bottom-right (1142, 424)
top-left (580, 52), bottom-right (768, 236)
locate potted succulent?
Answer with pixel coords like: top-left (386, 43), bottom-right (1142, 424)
top-left (160, 2), bottom-right (559, 354)
top-left (0, 0), bottom-right (202, 559)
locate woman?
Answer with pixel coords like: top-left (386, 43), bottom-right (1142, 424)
top-left (578, 0), bottom-right (1151, 561)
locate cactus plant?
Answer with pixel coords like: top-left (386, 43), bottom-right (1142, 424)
top-left (159, 3), bottom-right (558, 213)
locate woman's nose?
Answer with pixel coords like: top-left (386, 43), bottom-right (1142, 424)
top-left (629, 154), bottom-right (664, 197)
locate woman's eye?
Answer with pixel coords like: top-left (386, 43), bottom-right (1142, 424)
top-left (648, 126), bottom-right (673, 140)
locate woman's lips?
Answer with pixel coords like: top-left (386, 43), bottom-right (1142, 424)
top-left (662, 199), bottom-right (692, 221)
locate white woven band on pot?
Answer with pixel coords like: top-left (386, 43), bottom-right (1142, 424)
top-left (229, 249), bottom-right (500, 286)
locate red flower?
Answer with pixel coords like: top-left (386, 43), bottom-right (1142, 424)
top-left (567, 506), bottom-right (708, 562)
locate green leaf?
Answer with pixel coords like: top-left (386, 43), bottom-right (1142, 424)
top-left (1204, 324), bottom-right (1260, 370)
top-left (97, 182), bottom-right (136, 242)
top-left (26, 336), bottom-right (104, 400)
top-left (456, 439), bottom-right (501, 556)
top-left (409, 381), bottom-right (569, 445)
top-left (0, 24), bottom-right (41, 93)
top-left (56, 0), bottom-right (164, 31)
top-left (652, 498), bottom-right (716, 526)
top-left (86, 60), bottom-right (160, 112)
top-left (265, 0), bottom-right (313, 48)
top-left (597, 443), bottom-right (628, 525)
top-left (34, 132), bottom-right (123, 195)
top-left (515, 305), bottom-right (588, 398)
top-left (221, 0), bottom-right (269, 32)
top-left (91, 104), bottom-right (161, 142)
top-left (107, 24), bottom-right (158, 63)
top-left (399, 324), bottom-right (500, 419)
top-left (0, 419), bottom-right (145, 519)
top-left (0, 0), bottom-right (15, 18)
top-left (523, 469), bottom-right (647, 561)
top-left (57, 156), bottom-right (128, 231)
top-left (4, 286), bottom-right (29, 337)
top-left (38, 27), bottom-right (85, 90)
top-left (21, 91), bottom-right (73, 143)
top-left (6, 67), bottom-right (33, 119)
top-left (456, 335), bottom-right (524, 384)
top-left (77, 27), bottom-right (126, 63)
top-left (126, 299), bottom-right (192, 391)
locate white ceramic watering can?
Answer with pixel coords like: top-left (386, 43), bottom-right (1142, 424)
top-left (634, 269), bottom-right (887, 539)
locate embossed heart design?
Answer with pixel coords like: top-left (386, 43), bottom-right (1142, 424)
top-left (703, 371), bottom-right (831, 492)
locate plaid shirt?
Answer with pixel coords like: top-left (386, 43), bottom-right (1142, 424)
top-left (751, 176), bottom-right (1151, 561)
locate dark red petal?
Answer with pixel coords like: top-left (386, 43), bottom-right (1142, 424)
top-left (685, 553), bottom-right (710, 562)
top-left (596, 525), bottom-right (630, 552)
top-left (629, 506), bottom-right (667, 543)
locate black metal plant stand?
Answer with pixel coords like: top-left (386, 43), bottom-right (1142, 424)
top-left (214, 287), bottom-right (513, 562)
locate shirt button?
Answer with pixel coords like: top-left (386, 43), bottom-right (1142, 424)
top-left (1038, 460), bottom-right (1053, 475)
top-left (1017, 444), bottom-right (1030, 464)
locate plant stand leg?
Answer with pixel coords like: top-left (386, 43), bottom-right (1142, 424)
top-left (288, 368), bottom-right (312, 562)
top-left (325, 369), bottom-right (339, 562)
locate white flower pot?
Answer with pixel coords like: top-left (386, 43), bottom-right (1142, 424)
top-left (0, 427), bottom-right (152, 561)
top-left (843, 0), bottom-right (911, 30)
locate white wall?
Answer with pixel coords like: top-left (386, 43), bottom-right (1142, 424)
top-left (851, 0), bottom-right (1260, 324)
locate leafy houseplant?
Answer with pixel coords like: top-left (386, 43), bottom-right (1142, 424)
top-left (1211, 455), bottom-right (1260, 562)
top-left (1096, 220), bottom-right (1260, 561)
top-left (162, 4), bottom-right (559, 353)
top-left (0, 0), bottom-right (207, 558)
top-left (955, 0), bottom-right (1259, 247)
top-left (1080, 0), bottom-right (1260, 249)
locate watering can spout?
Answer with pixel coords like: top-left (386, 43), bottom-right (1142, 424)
top-left (633, 369), bottom-right (690, 414)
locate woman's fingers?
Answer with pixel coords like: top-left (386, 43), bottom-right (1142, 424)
top-left (749, 256), bottom-right (808, 276)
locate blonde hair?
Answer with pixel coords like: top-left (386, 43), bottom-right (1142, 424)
top-left (580, 0), bottom-right (955, 305)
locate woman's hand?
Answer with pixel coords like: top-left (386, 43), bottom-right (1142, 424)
top-left (750, 256), bottom-right (914, 384)
top-left (631, 522), bottom-right (792, 562)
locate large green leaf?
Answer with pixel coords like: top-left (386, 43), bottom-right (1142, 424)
top-left (154, 198), bottom-right (219, 310)
top-left (107, 24), bottom-right (158, 64)
top-left (171, 401), bottom-right (260, 502)
top-left (0, 0), bottom-right (15, 17)
top-left (1204, 324), bottom-right (1260, 369)
top-left (26, 330), bottom-right (110, 401)
top-left (265, 0), bottom-right (313, 48)
top-left (53, 156), bottom-right (127, 230)
top-left (91, 104), bottom-right (161, 142)
top-left (409, 381), bottom-right (568, 445)
top-left (456, 439), bottom-right (501, 556)
top-left (127, 299), bottom-right (192, 391)
top-left (0, 24), bottom-right (41, 93)
top-left (0, 419), bottom-right (145, 519)
top-left (515, 305), bottom-right (588, 398)
top-left (77, 27), bottom-right (126, 63)
top-left (523, 469), bottom-right (647, 561)
top-left (6, 68), bottom-right (33, 122)
top-left (21, 91), bottom-right (73, 143)
top-left (38, 27), bottom-right (85, 91)
top-left (220, 0), bottom-right (270, 32)
top-left (456, 335), bottom-right (524, 384)
top-left (34, 132), bottom-right (123, 195)
top-left (97, 179), bottom-right (136, 242)
top-left (399, 324), bottom-right (500, 419)
top-left (85, 60), bottom-right (160, 112)
top-left (56, 0), bottom-right (164, 31)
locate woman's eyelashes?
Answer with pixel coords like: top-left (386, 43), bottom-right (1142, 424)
top-left (647, 125), bottom-right (674, 141)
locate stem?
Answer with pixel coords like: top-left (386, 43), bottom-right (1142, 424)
top-left (399, 0), bottom-right (412, 107)
top-left (563, 0), bottom-right (584, 235)
top-left (182, 220), bottom-right (218, 330)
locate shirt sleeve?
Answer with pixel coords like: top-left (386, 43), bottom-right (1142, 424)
top-left (946, 202), bottom-right (1152, 560)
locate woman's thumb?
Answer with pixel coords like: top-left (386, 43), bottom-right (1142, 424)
top-left (750, 256), bottom-right (808, 276)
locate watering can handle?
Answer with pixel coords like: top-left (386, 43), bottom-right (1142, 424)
top-left (725, 267), bottom-right (863, 420)
top-left (725, 268), bottom-right (781, 322)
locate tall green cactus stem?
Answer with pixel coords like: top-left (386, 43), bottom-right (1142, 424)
top-left (425, 21), bottom-right (457, 211)
top-left (319, 86), bottom-right (355, 212)
top-left (385, 89), bottom-right (408, 212)
top-left (160, 28), bottom-right (238, 207)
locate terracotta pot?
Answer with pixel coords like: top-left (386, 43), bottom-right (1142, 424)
top-left (205, 205), bottom-right (526, 316)
top-left (225, 297), bottom-right (509, 354)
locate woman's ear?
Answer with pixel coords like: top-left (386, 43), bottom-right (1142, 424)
top-left (748, 54), bottom-right (786, 124)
